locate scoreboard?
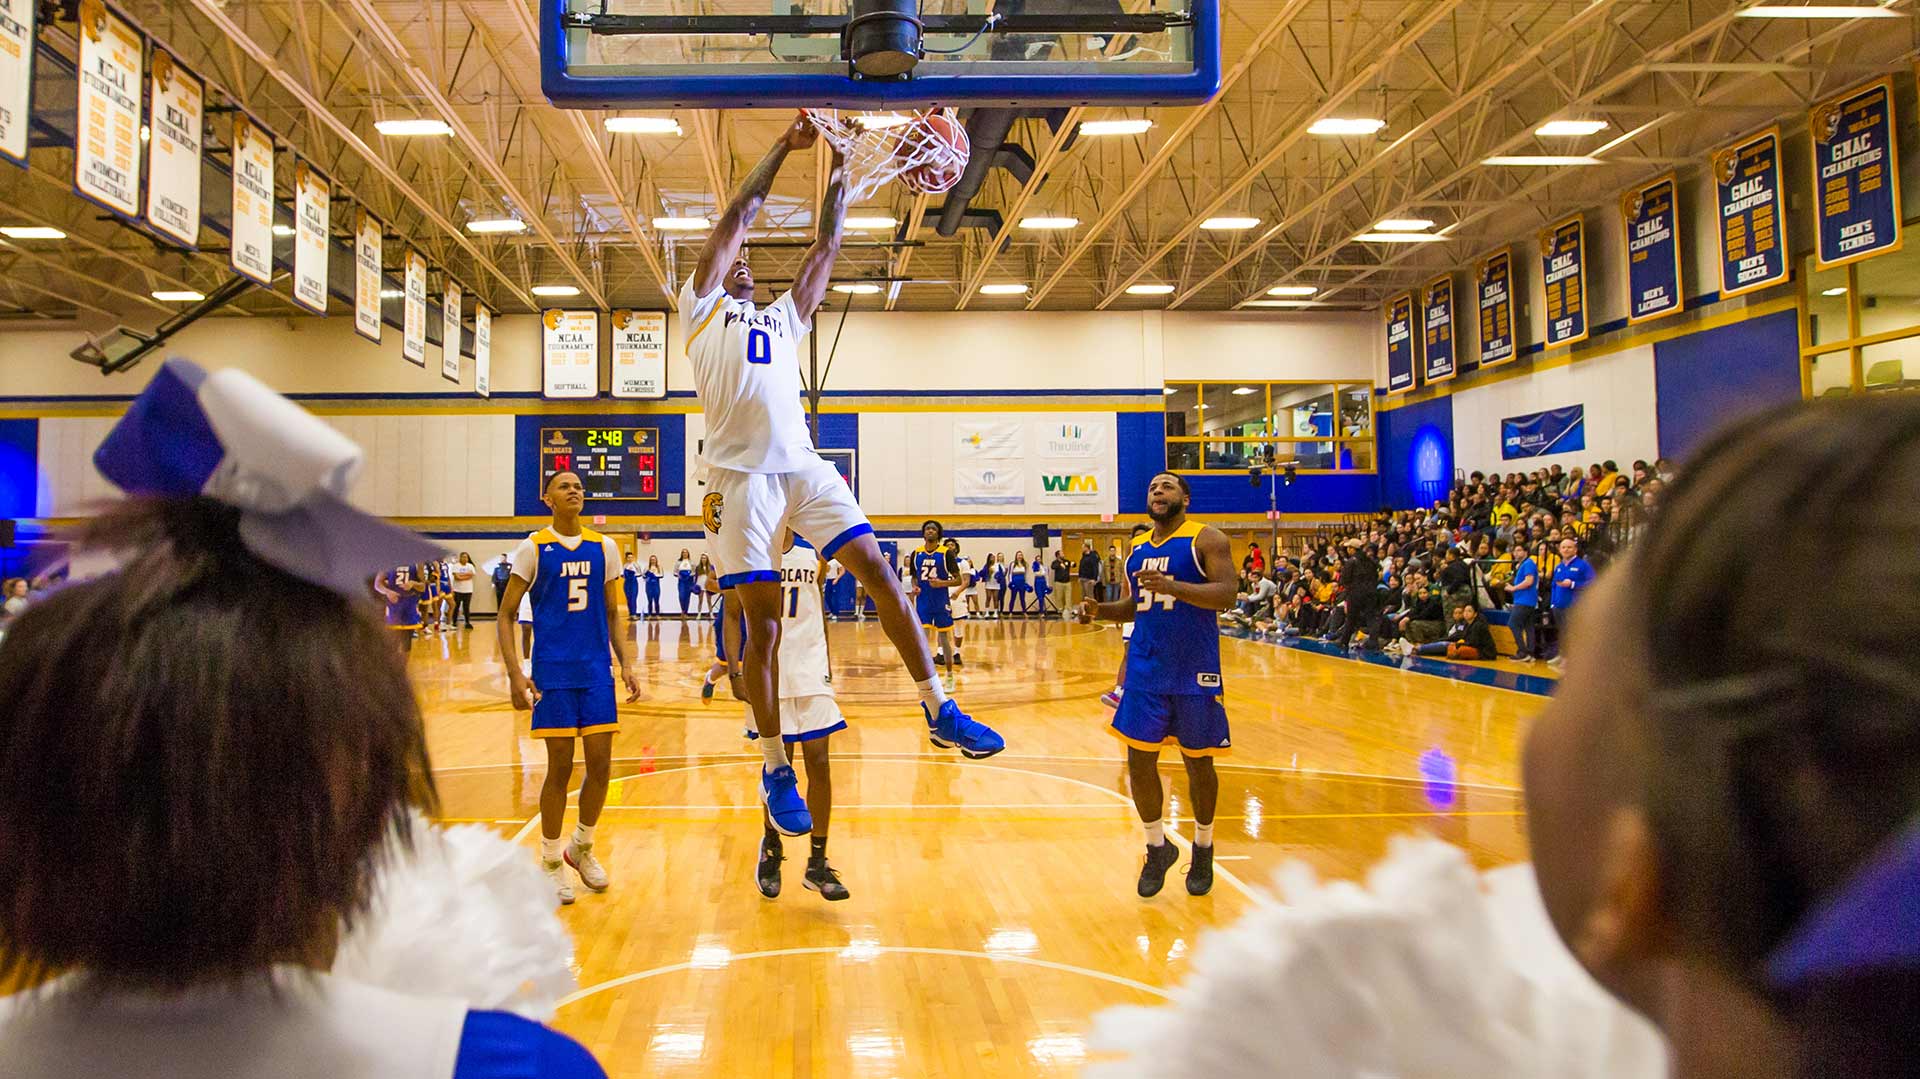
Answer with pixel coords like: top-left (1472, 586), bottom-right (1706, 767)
top-left (540, 427), bottom-right (661, 501)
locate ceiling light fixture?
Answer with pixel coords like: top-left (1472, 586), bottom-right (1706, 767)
top-left (1266, 285), bottom-right (1317, 297)
top-left (652, 216), bottom-right (711, 231)
top-left (1373, 218), bottom-right (1434, 232)
top-left (1231, 386), bottom-right (1258, 396)
top-left (603, 116), bottom-right (682, 134)
top-left (1822, 286), bottom-right (1849, 296)
top-left (374, 118), bottom-right (453, 137)
top-left (1535, 119), bottom-right (1610, 137)
top-left (271, 224), bottom-right (295, 237)
top-left (844, 216), bottom-right (898, 230)
top-left (1200, 216), bottom-right (1261, 230)
top-left (1307, 118), bottom-right (1386, 136)
top-left (832, 283), bottom-right (882, 294)
top-left (152, 290), bottom-right (206, 302)
top-left (1020, 216), bottom-right (1081, 230)
top-left (1243, 299), bottom-right (1322, 308)
top-left (1125, 283), bottom-right (1176, 296)
top-left (1356, 232), bottom-right (1449, 243)
top-left (1484, 155), bottom-right (1603, 166)
top-left (531, 284), bottom-right (581, 297)
top-left (380, 288), bottom-right (404, 299)
top-left (1, 225), bottom-right (66, 239)
top-left (1079, 119), bottom-right (1153, 136)
top-left (978, 283), bottom-right (1029, 296)
top-left (466, 218), bottom-right (527, 234)
top-left (1739, 4), bottom-right (1901, 16)
top-left (856, 114), bottom-right (913, 129)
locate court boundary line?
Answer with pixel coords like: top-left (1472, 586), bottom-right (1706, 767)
top-left (555, 945), bottom-right (1174, 1008)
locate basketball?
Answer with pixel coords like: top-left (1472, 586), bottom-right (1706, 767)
top-left (901, 110), bottom-right (969, 194)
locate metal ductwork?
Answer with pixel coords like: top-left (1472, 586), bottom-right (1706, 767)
top-left (934, 107), bottom-right (1071, 236)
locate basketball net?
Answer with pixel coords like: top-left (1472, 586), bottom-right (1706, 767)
top-left (802, 108), bottom-right (970, 203)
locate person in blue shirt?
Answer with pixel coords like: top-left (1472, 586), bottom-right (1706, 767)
top-left (643, 555), bottom-right (664, 618)
top-left (490, 553), bottom-right (512, 608)
top-left (621, 551), bottom-right (641, 619)
top-left (1508, 547), bottom-right (1541, 661)
top-left (1548, 536), bottom-right (1594, 662)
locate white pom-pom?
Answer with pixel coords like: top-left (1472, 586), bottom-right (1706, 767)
top-left (330, 815), bottom-right (577, 1020)
top-left (1086, 838), bottom-right (1668, 1079)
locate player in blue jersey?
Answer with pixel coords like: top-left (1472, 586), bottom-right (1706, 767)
top-left (375, 564), bottom-right (426, 654)
top-left (913, 521), bottom-right (960, 676)
top-left (1078, 473), bottom-right (1237, 898)
top-left (496, 471), bottom-right (643, 906)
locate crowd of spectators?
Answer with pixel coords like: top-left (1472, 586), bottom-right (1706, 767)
top-left (1222, 457), bottom-right (1673, 665)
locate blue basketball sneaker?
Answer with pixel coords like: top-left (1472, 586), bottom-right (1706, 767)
top-left (924, 698), bottom-right (1005, 759)
top-left (761, 765), bottom-right (812, 836)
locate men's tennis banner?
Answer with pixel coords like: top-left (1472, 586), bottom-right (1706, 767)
top-left (1811, 78), bottom-right (1901, 270)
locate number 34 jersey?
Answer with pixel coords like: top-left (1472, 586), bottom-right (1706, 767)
top-left (509, 527), bottom-right (622, 689)
top-left (1125, 521), bottom-right (1224, 696)
top-left (680, 279), bottom-right (817, 475)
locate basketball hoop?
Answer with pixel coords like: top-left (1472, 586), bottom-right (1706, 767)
top-left (802, 108), bottom-right (970, 202)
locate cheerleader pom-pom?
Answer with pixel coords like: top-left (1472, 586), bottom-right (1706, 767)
top-left (331, 814), bottom-right (577, 1020)
top-left (1087, 837), bottom-right (1667, 1079)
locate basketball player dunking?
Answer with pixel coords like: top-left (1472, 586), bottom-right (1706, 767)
top-left (686, 115), bottom-right (1005, 838)
top-left (497, 470), bottom-right (643, 905)
top-left (1078, 473), bottom-right (1236, 898)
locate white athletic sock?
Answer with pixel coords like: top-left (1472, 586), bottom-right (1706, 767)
top-left (1194, 822), bottom-right (1215, 848)
top-left (916, 676), bottom-right (950, 713)
top-left (540, 836), bottom-right (564, 863)
top-left (760, 738), bottom-right (790, 770)
top-left (1144, 819), bottom-right (1166, 846)
top-left (571, 823), bottom-right (595, 847)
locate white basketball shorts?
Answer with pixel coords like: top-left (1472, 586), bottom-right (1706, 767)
top-left (702, 456), bottom-right (871, 588)
top-left (744, 694), bottom-right (848, 744)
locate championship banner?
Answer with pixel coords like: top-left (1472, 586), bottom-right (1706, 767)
top-left (1622, 174), bottom-right (1682, 324)
top-left (473, 305), bottom-right (492, 398)
top-left (73, 0), bottom-right (142, 217)
top-left (1502, 405), bottom-right (1586, 460)
top-left (0, 0), bottom-right (34, 167)
top-left (353, 208), bottom-right (382, 343)
top-left (541, 309), bottom-right (599, 398)
top-left (228, 114), bottom-right (275, 285)
top-left (144, 50), bottom-right (202, 247)
top-left (1540, 216), bottom-right (1588, 348)
top-left (1385, 292), bottom-right (1416, 394)
top-left (1475, 249), bottom-right (1514, 368)
top-left (292, 162), bottom-right (329, 314)
top-left (440, 279), bottom-right (462, 383)
top-left (1421, 275), bottom-right (1455, 384)
top-left (610, 309), bottom-right (668, 399)
top-left (954, 464), bottom-right (1025, 506)
top-left (1812, 78), bottom-right (1901, 270)
top-left (1714, 128), bottom-right (1787, 298)
top-left (402, 248), bottom-right (427, 366)
top-left (956, 420), bottom-right (1025, 459)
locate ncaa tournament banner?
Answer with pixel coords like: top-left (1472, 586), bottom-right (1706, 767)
top-left (1714, 128), bottom-right (1788, 298)
top-left (1622, 174), bottom-right (1682, 324)
top-left (1811, 78), bottom-right (1901, 270)
top-left (440, 278), bottom-right (462, 383)
top-left (143, 50), bottom-right (202, 247)
top-left (1475, 249), bottom-right (1515, 367)
top-left (1501, 405), bottom-right (1586, 460)
top-left (0, 0), bottom-right (35, 167)
top-left (1385, 292), bottom-right (1416, 394)
top-left (73, 0), bottom-right (143, 217)
top-left (1421, 275), bottom-right (1455, 384)
top-left (955, 464), bottom-right (1025, 506)
top-left (473, 305), bottom-right (492, 398)
top-left (228, 114), bottom-right (275, 285)
top-left (292, 162), bottom-right (329, 314)
top-left (1540, 216), bottom-right (1588, 347)
top-left (541, 309), bottom-right (599, 398)
top-left (402, 248), bottom-right (427, 365)
top-left (353, 208), bottom-right (382, 342)
top-left (611, 309), bottom-right (668, 399)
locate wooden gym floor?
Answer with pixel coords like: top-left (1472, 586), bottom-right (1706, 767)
top-left (413, 614), bottom-right (1543, 1078)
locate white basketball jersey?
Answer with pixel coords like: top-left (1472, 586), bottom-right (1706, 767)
top-left (681, 280), bottom-right (817, 474)
top-left (777, 543), bottom-right (832, 699)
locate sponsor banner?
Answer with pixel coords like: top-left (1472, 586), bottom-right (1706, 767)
top-left (0, 0), bottom-right (34, 166)
top-left (144, 50), bottom-right (202, 247)
top-left (1476, 249), bottom-right (1514, 367)
top-left (1714, 127), bottom-right (1788, 297)
top-left (1036, 419), bottom-right (1103, 458)
top-left (611, 309), bottom-right (668, 398)
top-left (1501, 405), bottom-right (1586, 460)
top-left (956, 420), bottom-right (1025, 459)
top-left (402, 248), bottom-right (427, 365)
top-left (353, 209), bottom-right (382, 342)
top-left (228, 114), bottom-right (275, 285)
top-left (1037, 469), bottom-right (1108, 506)
top-left (1540, 216), bottom-right (1588, 347)
top-left (473, 305), bottom-right (492, 398)
top-left (74, 0), bottom-right (143, 216)
top-left (1812, 78), bottom-right (1901, 270)
top-left (1422, 275), bottom-right (1455, 384)
top-left (292, 162), bottom-right (329, 314)
top-left (440, 278), bottom-right (462, 383)
top-left (1385, 292), bottom-right (1416, 394)
top-left (542, 309), bottom-right (599, 398)
top-left (1622, 174), bottom-right (1682, 324)
top-left (955, 464), bottom-right (1025, 506)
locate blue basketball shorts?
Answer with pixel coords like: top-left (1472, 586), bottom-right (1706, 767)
top-left (531, 684), bottom-right (619, 739)
top-left (917, 591), bottom-right (953, 631)
top-left (1110, 690), bottom-right (1231, 756)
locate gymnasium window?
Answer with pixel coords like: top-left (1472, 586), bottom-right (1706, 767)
top-left (1799, 227), bottom-right (1920, 396)
top-left (1163, 382), bottom-right (1376, 473)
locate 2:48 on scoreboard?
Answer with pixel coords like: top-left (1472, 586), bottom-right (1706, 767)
top-left (540, 427), bottom-right (661, 500)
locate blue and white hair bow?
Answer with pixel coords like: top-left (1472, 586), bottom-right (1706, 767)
top-left (92, 357), bottom-right (444, 596)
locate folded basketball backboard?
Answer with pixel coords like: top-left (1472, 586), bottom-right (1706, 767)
top-left (540, 0), bottom-right (1220, 109)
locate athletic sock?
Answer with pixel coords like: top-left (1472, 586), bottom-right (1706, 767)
top-left (540, 836), bottom-right (564, 863)
top-left (1144, 819), bottom-right (1166, 846)
top-left (916, 676), bottom-right (950, 713)
top-left (1194, 822), bottom-right (1214, 848)
top-left (572, 823), bottom-right (595, 848)
top-left (810, 835), bottom-right (828, 860)
top-left (760, 738), bottom-right (791, 770)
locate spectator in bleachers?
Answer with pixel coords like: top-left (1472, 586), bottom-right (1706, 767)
top-left (1508, 545), bottom-right (1542, 661)
top-left (2, 578), bottom-right (26, 619)
top-left (1392, 602), bottom-right (1495, 660)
